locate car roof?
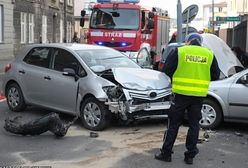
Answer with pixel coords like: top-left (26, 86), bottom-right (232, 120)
top-left (24, 43), bottom-right (111, 51)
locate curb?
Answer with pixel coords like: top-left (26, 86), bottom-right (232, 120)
top-left (0, 95), bottom-right (6, 102)
top-left (0, 90), bottom-right (6, 101)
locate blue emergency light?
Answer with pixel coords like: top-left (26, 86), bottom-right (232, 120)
top-left (97, 0), bottom-right (140, 4)
top-left (121, 42), bottom-right (127, 46)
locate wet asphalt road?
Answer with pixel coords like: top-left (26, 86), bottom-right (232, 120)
top-left (0, 100), bottom-right (248, 168)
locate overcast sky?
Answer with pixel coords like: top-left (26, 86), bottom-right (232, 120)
top-left (139, 0), bottom-right (223, 18)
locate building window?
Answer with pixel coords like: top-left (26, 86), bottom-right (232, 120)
top-left (28, 14), bottom-right (34, 43)
top-left (0, 5), bottom-right (3, 43)
top-left (67, 0), bottom-right (73, 6)
top-left (67, 21), bottom-right (72, 42)
top-left (60, 19), bottom-right (63, 43)
top-left (42, 15), bottom-right (47, 43)
top-left (219, 7), bottom-right (223, 12)
top-left (209, 7), bottom-right (212, 13)
top-left (21, 12), bottom-right (27, 43)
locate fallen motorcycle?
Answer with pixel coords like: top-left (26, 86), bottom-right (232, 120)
top-left (4, 113), bottom-right (78, 137)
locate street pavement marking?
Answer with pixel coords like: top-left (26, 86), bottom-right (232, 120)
top-left (0, 99), bottom-right (6, 102)
top-left (0, 96), bottom-right (6, 102)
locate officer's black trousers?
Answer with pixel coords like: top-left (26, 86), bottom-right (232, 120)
top-left (161, 94), bottom-right (203, 158)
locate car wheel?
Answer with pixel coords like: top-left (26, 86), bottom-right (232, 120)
top-left (200, 98), bottom-right (223, 129)
top-left (80, 97), bottom-right (110, 131)
top-left (6, 83), bottom-right (26, 112)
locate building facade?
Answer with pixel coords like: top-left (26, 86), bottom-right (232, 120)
top-left (203, 2), bottom-right (228, 31)
top-left (227, 0), bottom-right (248, 52)
top-left (74, 0), bottom-right (96, 43)
top-left (228, 0), bottom-right (248, 15)
top-left (13, 0), bottom-right (74, 55)
top-left (0, 0), bottom-right (14, 69)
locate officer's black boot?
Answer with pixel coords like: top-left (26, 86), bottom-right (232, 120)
top-left (184, 156), bottom-right (193, 164)
top-left (154, 150), bottom-right (172, 162)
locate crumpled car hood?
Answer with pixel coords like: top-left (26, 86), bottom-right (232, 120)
top-left (112, 67), bottom-right (171, 90)
top-left (202, 33), bottom-right (243, 76)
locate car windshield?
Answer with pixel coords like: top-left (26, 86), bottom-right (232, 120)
top-left (90, 8), bottom-right (139, 30)
top-left (76, 49), bottom-right (140, 72)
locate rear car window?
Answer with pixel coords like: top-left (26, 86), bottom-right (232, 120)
top-left (23, 47), bottom-right (50, 68)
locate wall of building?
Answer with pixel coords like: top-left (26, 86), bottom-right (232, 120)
top-left (13, 0), bottom-right (74, 55)
top-left (219, 28), bottom-right (228, 42)
top-left (228, 0), bottom-right (248, 15)
top-left (203, 2), bottom-right (228, 29)
top-left (0, 0), bottom-right (14, 70)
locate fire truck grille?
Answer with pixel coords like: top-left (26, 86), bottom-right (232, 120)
top-left (95, 41), bottom-right (131, 48)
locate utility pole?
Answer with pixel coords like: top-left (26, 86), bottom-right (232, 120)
top-left (64, 0), bottom-right (67, 42)
top-left (212, 0), bottom-right (215, 34)
top-left (177, 0), bottom-right (182, 43)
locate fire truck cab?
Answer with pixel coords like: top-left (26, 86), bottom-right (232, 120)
top-left (81, 0), bottom-right (170, 69)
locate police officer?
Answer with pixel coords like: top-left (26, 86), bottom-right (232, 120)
top-left (155, 33), bottom-right (220, 164)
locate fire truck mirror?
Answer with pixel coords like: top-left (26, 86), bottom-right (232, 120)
top-left (148, 12), bottom-right (154, 19)
top-left (80, 18), bottom-right (85, 27)
top-left (147, 19), bottom-right (154, 30)
top-left (81, 10), bottom-right (86, 17)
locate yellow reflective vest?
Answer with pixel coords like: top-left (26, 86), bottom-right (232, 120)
top-left (172, 45), bottom-right (214, 97)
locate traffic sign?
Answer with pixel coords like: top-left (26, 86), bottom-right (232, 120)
top-left (182, 26), bottom-right (197, 41)
top-left (182, 5), bottom-right (198, 24)
top-left (209, 21), bottom-right (222, 26)
top-left (216, 16), bottom-right (241, 22)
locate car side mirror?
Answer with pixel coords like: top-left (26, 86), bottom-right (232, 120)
top-left (238, 74), bottom-right (248, 85)
top-left (63, 68), bottom-right (79, 81)
top-left (147, 19), bottom-right (154, 30)
top-left (136, 48), bottom-right (153, 69)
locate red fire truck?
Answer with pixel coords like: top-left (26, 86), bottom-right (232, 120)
top-left (81, 0), bottom-right (170, 69)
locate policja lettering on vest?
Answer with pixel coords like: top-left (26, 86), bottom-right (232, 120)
top-left (185, 55), bottom-right (207, 64)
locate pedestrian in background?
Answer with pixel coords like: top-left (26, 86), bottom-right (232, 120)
top-left (155, 33), bottom-right (220, 164)
top-left (231, 46), bottom-right (248, 68)
top-left (72, 32), bottom-right (80, 43)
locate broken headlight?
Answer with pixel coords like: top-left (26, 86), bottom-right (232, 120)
top-left (102, 85), bottom-right (124, 101)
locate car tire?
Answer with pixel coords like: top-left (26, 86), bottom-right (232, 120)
top-left (200, 98), bottom-right (223, 129)
top-left (80, 97), bottom-right (110, 131)
top-left (6, 83), bottom-right (26, 112)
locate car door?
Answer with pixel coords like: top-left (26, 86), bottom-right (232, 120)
top-left (228, 71), bottom-right (248, 119)
top-left (44, 48), bottom-right (83, 113)
top-left (20, 47), bottom-right (52, 106)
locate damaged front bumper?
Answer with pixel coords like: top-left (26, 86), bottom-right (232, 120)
top-left (104, 88), bottom-right (172, 113)
top-left (106, 101), bottom-right (171, 113)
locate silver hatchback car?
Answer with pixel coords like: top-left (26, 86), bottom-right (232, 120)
top-left (2, 44), bottom-right (171, 130)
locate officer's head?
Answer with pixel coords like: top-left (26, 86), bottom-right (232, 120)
top-left (185, 33), bottom-right (203, 46)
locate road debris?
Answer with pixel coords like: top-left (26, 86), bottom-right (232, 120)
top-left (234, 132), bottom-right (244, 137)
top-left (90, 132), bottom-right (99, 138)
top-left (203, 131), bottom-right (210, 139)
top-left (4, 113), bottom-right (78, 137)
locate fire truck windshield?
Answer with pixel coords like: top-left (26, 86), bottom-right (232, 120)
top-left (90, 8), bottom-right (139, 30)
